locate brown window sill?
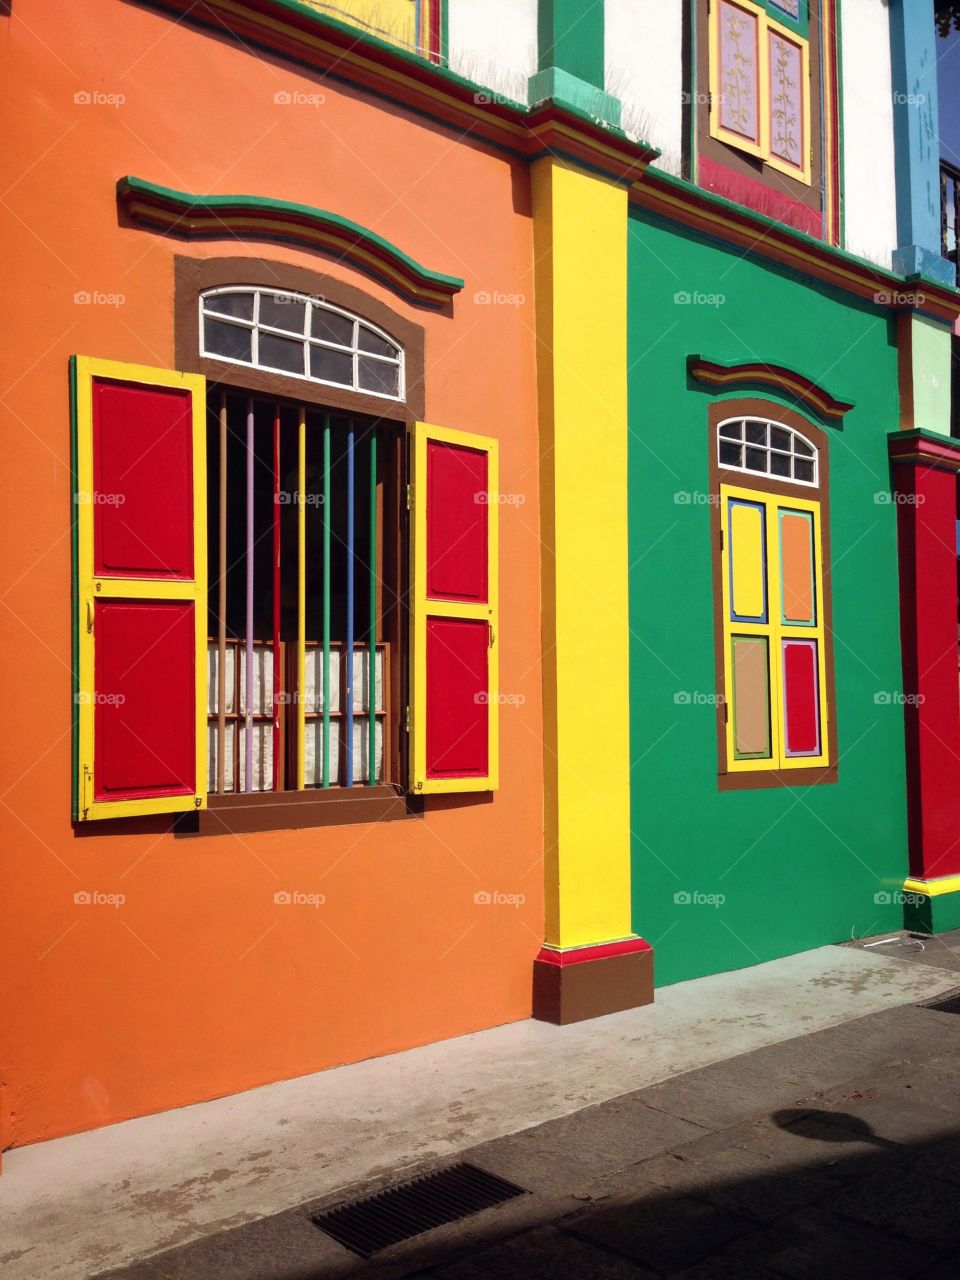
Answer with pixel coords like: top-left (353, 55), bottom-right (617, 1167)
top-left (174, 785), bottom-right (422, 835)
top-left (718, 766), bottom-right (837, 792)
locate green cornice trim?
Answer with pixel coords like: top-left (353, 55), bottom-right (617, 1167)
top-left (118, 176), bottom-right (464, 307)
top-left (528, 67), bottom-right (622, 129)
top-left (633, 169), bottom-right (960, 324)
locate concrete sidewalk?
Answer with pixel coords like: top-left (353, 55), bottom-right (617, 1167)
top-left (2, 936), bottom-right (959, 1279)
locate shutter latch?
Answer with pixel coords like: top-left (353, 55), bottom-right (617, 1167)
top-left (86, 599), bottom-right (95, 633)
top-left (406, 483), bottom-right (414, 511)
top-left (403, 705), bottom-right (411, 732)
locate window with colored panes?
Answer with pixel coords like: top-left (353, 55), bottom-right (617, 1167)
top-left (716, 416), bottom-right (830, 775)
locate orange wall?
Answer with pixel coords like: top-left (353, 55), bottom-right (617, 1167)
top-left (0, 0), bottom-right (543, 1147)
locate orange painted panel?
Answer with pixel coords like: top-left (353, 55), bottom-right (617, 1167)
top-left (780, 509), bottom-right (815, 624)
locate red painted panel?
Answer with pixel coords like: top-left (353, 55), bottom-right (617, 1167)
top-left (426, 617), bottom-right (488, 778)
top-left (698, 156), bottom-right (822, 239)
top-left (93, 380), bottom-right (194, 579)
top-left (426, 440), bottom-right (488, 603)
top-left (94, 600), bottom-right (195, 800)
top-left (782, 640), bottom-right (820, 756)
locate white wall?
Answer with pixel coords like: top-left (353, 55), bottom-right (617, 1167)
top-left (446, 0), bottom-right (538, 103)
top-left (606, 0), bottom-right (684, 172)
top-left (841, 0), bottom-right (898, 267)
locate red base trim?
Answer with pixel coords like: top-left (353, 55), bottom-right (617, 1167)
top-left (535, 936), bottom-right (652, 967)
top-left (698, 157), bottom-right (822, 240)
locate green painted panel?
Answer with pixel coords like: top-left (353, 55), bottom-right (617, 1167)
top-left (627, 206), bottom-right (907, 987)
top-left (909, 314), bottom-right (952, 438)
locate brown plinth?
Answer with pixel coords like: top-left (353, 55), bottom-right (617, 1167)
top-left (532, 945), bottom-right (654, 1025)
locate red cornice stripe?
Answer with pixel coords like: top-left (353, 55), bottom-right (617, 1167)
top-left (535, 937), bottom-right (652, 967)
top-left (633, 173), bottom-right (960, 325)
top-left (889, 431), bottom-right (960, 473)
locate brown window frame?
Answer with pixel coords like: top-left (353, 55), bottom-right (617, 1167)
top-left (174, 257), bottom-right (426, 833)
top-left (709, 398), bottom-right (838, 791)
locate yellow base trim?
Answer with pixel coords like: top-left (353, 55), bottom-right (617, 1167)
top-left (903, 875), bottom-right (960, 897)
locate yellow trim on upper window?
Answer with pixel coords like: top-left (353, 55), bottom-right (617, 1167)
top-left (74, 356), bottom-right (208, 821)
top-left (708, 0), bottom-right (812, 186)
top-left (410, 421), bottom-right (499, 795)
top-left (720, 483), bottom-right (829, 772)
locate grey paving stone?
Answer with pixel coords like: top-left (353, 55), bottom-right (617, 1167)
top-left (905, 1135), bottom-right (960, 1190)
top-left (464, 1100), bottom-right (708, 1194)
top-left (829, 1164), bottom-right (960, 1244)
top-left (568, 1184), bottom-right (756, 1273)
top-left (619, 1144), bottom-right (830, 1224)
top-left (431, 1228), bottom-right (657, 1279)
top-left (140, 1209), bottom-right (357, 1280)
top-left (815, 1085), bottom-right (959, 1145)
top-left (728, 1206), bottom-right (940, 1279)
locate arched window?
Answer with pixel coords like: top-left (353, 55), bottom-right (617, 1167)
top-left (199, 287), bottom-right (405, 400)
top-left (712, 403), bottom-right (835, 786)
top-left (717, 416), bottom-right (818, 486)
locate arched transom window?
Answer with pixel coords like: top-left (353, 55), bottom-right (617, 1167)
top-left (717, 416), bottom-right (818, 487)
top-left (199, 287), bottom-right (405, 400)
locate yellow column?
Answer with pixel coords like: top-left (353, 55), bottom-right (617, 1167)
top-left (533, 158), bottom-right (633, 951)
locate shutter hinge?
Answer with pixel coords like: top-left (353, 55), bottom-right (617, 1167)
top-left (86, 598), bottom-right (95, 633)
top-left (719, 530), bottom-right (724, 551)
top-left (406, 483), bottom-right (414, 511)
top-left (403, 705), bottom-right (411, 732)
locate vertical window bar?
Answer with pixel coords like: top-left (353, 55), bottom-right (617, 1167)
top-left (368, 427), bottom-right (377, 786)
top-left (344, 421), bottom-right (355, 787)
top-left (217, 391), bottom-right (228, 794)
top-left (322, 413), bottom-right (332, 788)
top-left (296, 406), bottom-right (306, 789)
top-left (272, 403), bottom-right (281, 793)
top-left (244, 397), bottom-right (254, 793)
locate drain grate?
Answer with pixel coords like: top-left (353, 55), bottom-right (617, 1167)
top-left (312, 1162), bottom-right (528, 1258)
top-left (919, 988), bottom-right (960, 1015)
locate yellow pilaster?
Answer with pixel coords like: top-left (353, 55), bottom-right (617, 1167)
top-left (532, 157), bottom-right (633, 949)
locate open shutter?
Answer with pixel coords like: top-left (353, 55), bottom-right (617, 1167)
top-left (410, 423), bottom-right (498, 794)
top-left (710, 0), bottom-right (767, 159)
top-left (71, 357), bottom-right (207, 820)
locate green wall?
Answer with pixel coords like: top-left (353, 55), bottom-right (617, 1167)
top-left (627, 207), bottom-right (909, 987)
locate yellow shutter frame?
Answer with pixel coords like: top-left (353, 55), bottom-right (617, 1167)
top-left (409, 422), bottom-right (499, 794)
top-left (72, 356), bottom-right (208, 820)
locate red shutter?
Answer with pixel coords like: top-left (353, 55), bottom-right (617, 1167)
top-left (72, 357), bottom-right (207, 820)
top-left (410, 423), bottom-right (498, 793)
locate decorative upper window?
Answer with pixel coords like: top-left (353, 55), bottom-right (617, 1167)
top-left (717, 417), bottom-right (818, 486)
top-left (200, 288), bottom-right (405, 401)
top-left (708, 0), bottom-right (812, 185)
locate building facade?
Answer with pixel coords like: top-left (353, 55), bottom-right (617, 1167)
top-left (1, 0), bottom-right (958, 1154)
